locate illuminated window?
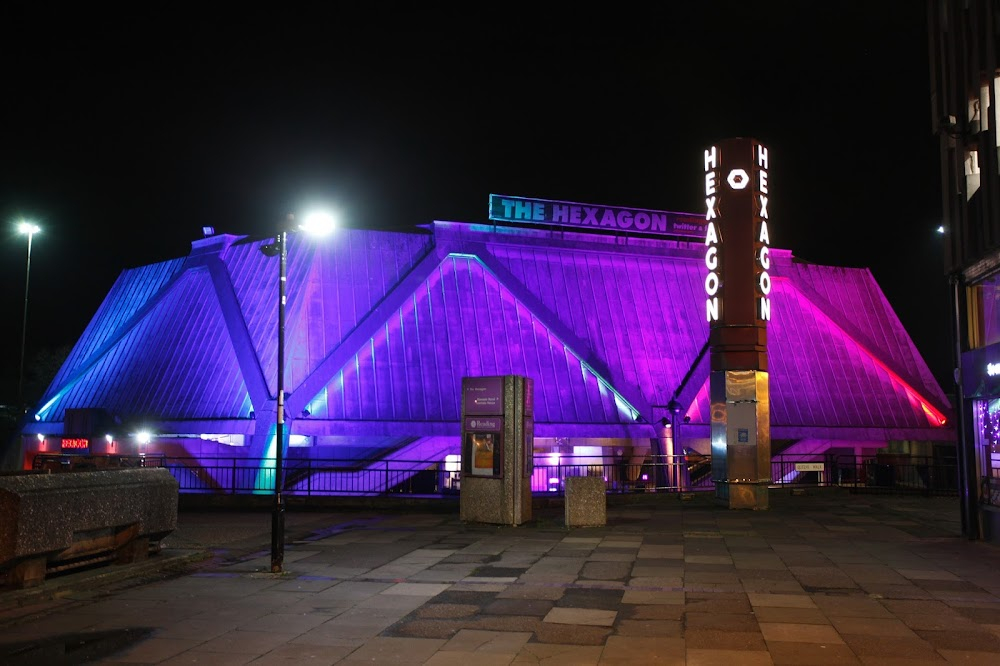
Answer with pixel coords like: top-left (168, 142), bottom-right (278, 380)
top-left (471, 432), bottom-right (496, 475)
top-left (994, 75), bottom-right (1000, 141)
top-left (994, 74), bottom-right (1000, 169)
top-left (966, 148), bottom-right (981, 201)
top-left (970, 273), bottom-right (1000, 349)
top-left (974, 400), bottom-right (1000, 480)
top-left (969, 84), bottom-right (988, 135)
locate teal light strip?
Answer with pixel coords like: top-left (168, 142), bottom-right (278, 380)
top-left (253, 426), bottom-right (278, 495)
top-left (447, 252), bottom-right (641, 423)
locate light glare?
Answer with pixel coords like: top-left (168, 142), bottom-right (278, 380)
top-left (300, 210), bottom-right (337, 237)
top-left (18, 221), bottom-right (40, 235)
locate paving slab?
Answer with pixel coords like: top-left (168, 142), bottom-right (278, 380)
top-left (0, 490), bottom-right (996, 665)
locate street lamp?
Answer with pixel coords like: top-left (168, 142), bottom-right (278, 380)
top-left (17, 221), bottom-right (40, 410)
top-left (666, 397), bottom-right (682, 489)
top-left (262, 210), bottom-right (336, 573)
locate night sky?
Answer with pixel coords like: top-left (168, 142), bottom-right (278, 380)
top-left (0, 3), bottom-right (948, 404)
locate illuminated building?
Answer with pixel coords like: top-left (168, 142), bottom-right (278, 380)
top-left (14, 198), bottom-right (952, 487)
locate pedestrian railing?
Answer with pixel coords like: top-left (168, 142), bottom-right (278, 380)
top-left (28, 452), bottom-right (960, 499)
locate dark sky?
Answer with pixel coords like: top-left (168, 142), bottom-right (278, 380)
top-left (0, 2), bottom-right (949, 402)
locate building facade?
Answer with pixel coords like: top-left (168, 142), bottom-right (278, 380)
top-left (11, 200), bottom-right (953, 494)
top-left (929, 0), bottom-right (1000, 539)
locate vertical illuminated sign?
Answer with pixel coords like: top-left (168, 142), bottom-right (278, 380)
top-left (704, 146), bottom-right (721, 322)
top-left (755, 144), bottom-right (771, 322)
top-left (703, 140), bottom-right (771, 327)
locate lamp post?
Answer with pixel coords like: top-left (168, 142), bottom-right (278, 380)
top-left (263, 210), bottom-right (336, 574)
top-left (17, 221), bottom-right (40, 410)
top-left (666, 397), bottom-right (682, 489)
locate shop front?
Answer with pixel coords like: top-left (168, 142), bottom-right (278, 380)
top-left (962, 342), bottom-right (1000, 540)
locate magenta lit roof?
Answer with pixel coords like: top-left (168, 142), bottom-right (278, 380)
top-left (29, 221), bottom-right (953, 446)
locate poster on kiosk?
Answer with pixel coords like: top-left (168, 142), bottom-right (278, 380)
top-left (460, 375), bottom-right (533, 526)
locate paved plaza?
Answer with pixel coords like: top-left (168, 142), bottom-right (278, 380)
top-left (1, 489), bottom-right (999, 664)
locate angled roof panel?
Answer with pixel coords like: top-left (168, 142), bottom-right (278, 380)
top-left (683, 272), bottom-right (948, 432)
top-left (225, 229), bottom-right (434, 396)
top-left (782, 259), bottom-right (948, 408)
top-left (42, 258), bottom-right (186, 403)
top-left (38, 270), bottom-right (249, 423)
top-left (309, 254), bottom-right (637, 429)
top-left (29, 223), bottom-right (951, 445)
top-left (486, 241), bottom-right (709, 410)
top-left (482, 235), bottom-right (948, 437)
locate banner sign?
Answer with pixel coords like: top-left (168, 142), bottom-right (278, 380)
top-left (489, 194), bottom-right (705, 238)
top-left (463, 376), bottom-right (505, 415)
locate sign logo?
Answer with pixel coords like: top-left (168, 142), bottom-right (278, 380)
top-left (489, 194), bottom-right (705, 238)
top-left (727, 169), bottom-right (750, 189)
top-left (755, 145), bottom-right (771, 322)
top-left (704, 146), bottom-right (721, 322)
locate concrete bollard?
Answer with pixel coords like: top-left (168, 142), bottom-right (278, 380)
top-left (0, 468), bottom-right (178, 588)
top-left (564, 476), bottom-right (607, 527)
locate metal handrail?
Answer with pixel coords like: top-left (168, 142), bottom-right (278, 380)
top-left (27, 452), bottom-right (960, 498)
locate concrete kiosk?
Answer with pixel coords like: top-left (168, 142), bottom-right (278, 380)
top-left (459, 375), bottom-right (533, 526)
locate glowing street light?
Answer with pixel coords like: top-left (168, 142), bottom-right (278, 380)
top-left (299, 210), bottom-right (337, 236)
top-left (262, 209), bottom-right (337, 574)
top-left (135, 430), bottom-right (152, 448)
top-left (17, 221), bottom-right (41, 410)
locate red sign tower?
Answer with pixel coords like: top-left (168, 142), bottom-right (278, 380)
top-left (703, 137), bottom-right (772, 509)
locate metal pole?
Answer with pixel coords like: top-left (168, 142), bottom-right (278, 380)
top-left (271, 228), bottom-right (287, 573)
top-left (951, 273), bottom-right (979, 539)
top-left (665, 398), bottom-right (681, 490)
top-left (18, 230), bottom-right (33, 409)
top-left (670, 411), bottom-right (679, 490)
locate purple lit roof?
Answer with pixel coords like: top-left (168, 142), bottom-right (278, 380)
top-left (28, 221), bottom-right (953, 446)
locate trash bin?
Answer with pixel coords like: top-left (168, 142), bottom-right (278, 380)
top-left (874, 464), bottom-right (894, 487)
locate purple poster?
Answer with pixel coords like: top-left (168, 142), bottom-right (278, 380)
top-left (464, 376), bottom-right (504, 415)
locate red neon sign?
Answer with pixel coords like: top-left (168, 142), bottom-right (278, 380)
top-left (62, 438), bottom-right (89, 450)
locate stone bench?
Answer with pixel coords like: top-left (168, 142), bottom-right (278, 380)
top-left (0, 468), bottom-right (179, 588)
top-left (564, 475), bottom-right (607, 527)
